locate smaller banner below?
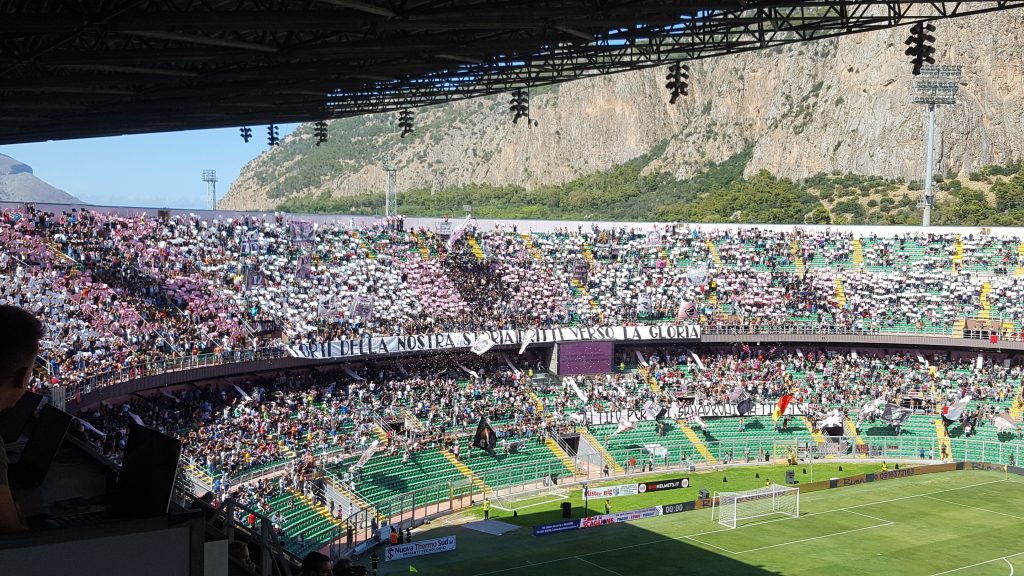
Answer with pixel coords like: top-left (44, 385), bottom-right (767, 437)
top-left (384, 536), bottom-right (457, 561)
top-left (638, 478), bottom-right (689, 493)
top-left (585, 483), bottom-right (639, 499)
top-left (579, 506), bottom-right (662, 529)
top-left (533, 520), bottom-right (581, 536)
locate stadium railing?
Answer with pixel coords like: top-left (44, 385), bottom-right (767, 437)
top-left (177, 432), bottom-right (1020, 561)
top-left (70, 347), bottom-right (289, 394)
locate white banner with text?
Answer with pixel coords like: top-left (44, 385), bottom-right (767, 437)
top-left (292, 324), bottom-right (701, 360)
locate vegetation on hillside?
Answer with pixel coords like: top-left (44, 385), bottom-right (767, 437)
top-left (277, 149), bottom-right (1024, 226)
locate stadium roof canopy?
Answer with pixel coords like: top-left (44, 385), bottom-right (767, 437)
top-left (1, 0), bottom-right (1022, 145)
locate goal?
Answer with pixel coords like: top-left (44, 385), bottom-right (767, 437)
top-left (711, 483), bottom-right (800, 529)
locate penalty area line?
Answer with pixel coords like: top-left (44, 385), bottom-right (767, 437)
top-left (928, 551), bottom-right (1024, 576)
top-left (467, 477), bottom-right (1006, 576)
top-left (576, 556), bottom-right (628, 576)
top-left (730, 520), bottom-right (895, 555)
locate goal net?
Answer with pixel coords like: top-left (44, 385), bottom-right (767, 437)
top-left (712, 483), bottom-right (799, 529)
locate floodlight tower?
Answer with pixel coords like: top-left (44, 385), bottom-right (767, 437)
top-left (382, 157), bottom-right (397, 217)
top-left (201, 169), bottom-right (218, 210)
top-left (910, 64), bottom-right (962, 226)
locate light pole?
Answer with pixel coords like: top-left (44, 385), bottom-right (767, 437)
top-left (910, 64), bottom-right (962, 226)
top-left (201, 169), bottom-right (217, 210)
top-left (382, 157), bottom-right (397, 217)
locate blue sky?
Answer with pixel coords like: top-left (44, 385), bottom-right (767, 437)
top-left (0, 124), bottom-right (298, 209)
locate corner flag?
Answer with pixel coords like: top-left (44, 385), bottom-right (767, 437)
top-left (410, 566), bottom-right (418, 574)
top-left (773, 394), bottom-right (794, 423)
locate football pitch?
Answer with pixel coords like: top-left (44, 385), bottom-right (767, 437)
top-left (377, 468), bottom-right (1024, 576)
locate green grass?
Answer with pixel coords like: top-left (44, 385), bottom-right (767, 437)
top-left (374, 469), bottom-right (1024, 575)
top-left (471, 462), bottom-right (884, 527)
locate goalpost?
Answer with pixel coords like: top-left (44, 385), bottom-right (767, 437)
top-left (711, 483), bottom-right (800, 529)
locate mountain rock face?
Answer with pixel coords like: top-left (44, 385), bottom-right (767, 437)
top-left (221, 11), bottom-right (1024, 211)
top-left (0, 154), bottom-right (82, 204)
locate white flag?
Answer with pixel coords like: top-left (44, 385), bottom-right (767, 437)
top-left (127, 411), bottom-right (144, 427)
top-left (355, 440), bottom-right (379, 468)
top-left (233, 384), bottom-right (253, 401)
top-left (518, 331), bottom-right (537, 355)
top-left (344, 367), bottom-right (366, 381)
top-left (612, 416), bottom-right (636, 436)
top-left (456, 362), bottom-right (480, 380)
top-left (471, 334), bottom-right (495, 356)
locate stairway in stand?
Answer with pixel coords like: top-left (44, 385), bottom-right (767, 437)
top-left (523, 234), bottom-right (542, 260)
top-left (705, 240), bottom-right (723, 268)
top-left (414, 233), bottom-right (430, 260)
top-left (802, 416), bottom-right (827, 451)
top-left (354, 231), bottom-right (376, 259)
top-left (979, 282), bottom-right (992, 320)
top-left (675, 420), bottom-right (718, 464)
top-left (1010, 382), bottom-right (1024, 421)
top-left (952, 318), bottom-right (966, 339)
top-left (289, 488), bottom-right (344, 527)
top-left (935, 419), bottom-right (952, 460)
top-left (544, 437), bottom-right (577, 475)
top-left (441, 450), bottom-right (488, 494)
top-left (834, 275), bottom-right (847, 308)
top-left (581, 241), bottom-right (595, 266)
top-left (571, 278), bottom-right (601, 316)
top-left (845, 417), bottom-right (866, 459)
top-left (1016, 241), bottom-right (1024, 276)
top-left (790, 240), bottom-right (805, 276)
top-left (952, 235), bottom-right (964, 269)
top-left (852, 239), bottom-right (864, 268)
top-left (577, 427), bottom-right (624, 474)
top-left (467, 235), bottom-right (485, 261)
top-left (638, 366), bottom-right (662, 394)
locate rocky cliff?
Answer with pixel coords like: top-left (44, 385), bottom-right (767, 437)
top-left (221, 11), bottom-right (1024, 211)
top-left (0, 154), bottom-right (81, 204)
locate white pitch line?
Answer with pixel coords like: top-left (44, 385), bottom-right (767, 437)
top-left (923, 495), bottom-right (1024, 521)
top-left (576, 556), bottom-right (628, 576)
top-left (843, 508), bottom-right (892, 523)
top-left (731, 521), bottom-right (894, 555)
top-left (680, 535), bottom-right (739, 556)
top-left (468, 477), bottom-right (1011, 576)
top-left (928, 551), bottom-right (1024, 576)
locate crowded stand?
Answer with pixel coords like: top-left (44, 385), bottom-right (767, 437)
top-left (4, 203), bottom-right (1024, 562)
top-left (4, 205), bottom-right (1024, 395)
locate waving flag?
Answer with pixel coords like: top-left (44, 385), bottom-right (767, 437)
top-left (472, 417), bottom-right (497, 456)
top-left (992, 412), bottom-right (1018, 433)
top-left (470, 334), bottom-right (495, 356)
top-left (677, 300), bottom-right (697, 320)
top-left (943, 395), bottom-right (972, 423)
top-left (772, 394), bottom-right (794, 423)
top-left (612, 416), bottom-right (636, 436)
top-left (880, 403), bottom-right (912, 425)
top-left (518, 330), bottom-right (537, 355)
top-left (355, 440), bottom-right (379, 468)
top-left (446, 215), bottom-right (473, 249)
